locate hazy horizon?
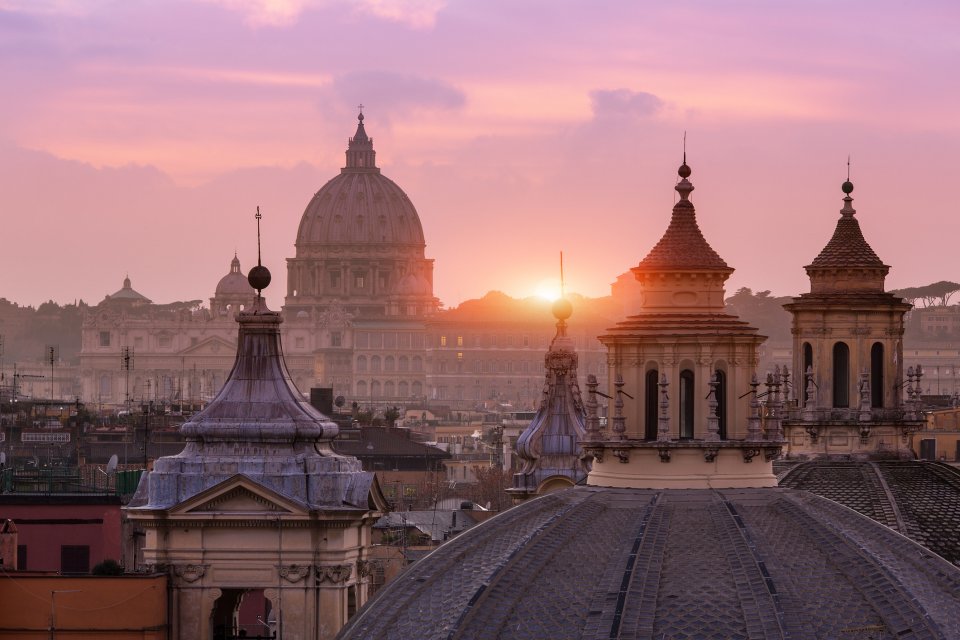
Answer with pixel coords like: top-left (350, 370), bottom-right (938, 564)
top-left (2, 1), bottom-right (957, 310)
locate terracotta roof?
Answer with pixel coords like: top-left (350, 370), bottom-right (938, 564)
top-left (635, 165), bottom-right (730, 272)
top-left (807, 195), bottom-right (886, 270)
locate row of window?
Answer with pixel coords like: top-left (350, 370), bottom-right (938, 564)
top-left (355, 332), bottom-right (426, 349)
top-left (99, 332), bottom-right (173, 349)
top-left (804, 341), bottom-right (885, 408)
top-left (643, 369), bottom-right (728, 440)
top-left (357, 355), bottom-right (424, 373)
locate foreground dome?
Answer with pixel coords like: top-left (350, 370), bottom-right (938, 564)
top-left (339, 486), bottom-right (960, 639)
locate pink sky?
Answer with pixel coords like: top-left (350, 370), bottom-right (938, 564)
top-left (1, 0), bottom-right (958, 310)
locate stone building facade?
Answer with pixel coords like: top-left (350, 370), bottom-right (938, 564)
top-left (78, 264), bottom-right (253, 408)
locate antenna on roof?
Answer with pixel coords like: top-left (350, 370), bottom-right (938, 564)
top-left (560, 251), bottom-right (565, 298)
top-left (255, 206), bottom-right (263, 267)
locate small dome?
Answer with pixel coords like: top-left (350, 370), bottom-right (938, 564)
top-left (215, 255), bottom-right (255, 297)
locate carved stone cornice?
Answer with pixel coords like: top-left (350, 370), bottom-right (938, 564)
top-left (278, 564), bottom-right (311, 583)
top-left (316, 563), bottom-right (353, 584)
top-left (172, 564), bottom-right (207, 583)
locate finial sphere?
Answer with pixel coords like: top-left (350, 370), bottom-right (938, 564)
top-left (552, 297), bottom-right (573, 321)
top-left (678, 163), bottom-right (691, 178)
top-left (841, 180), bottom-right (854, 195)
top-left (248, 265), bottom-right (272, 291)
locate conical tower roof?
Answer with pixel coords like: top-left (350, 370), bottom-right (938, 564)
top-left (807, 180), bottom-right (887, 270)
top-left (635, 161), bottom-right (730, 272)
top-left (128, 266), bottom-right (372, 511)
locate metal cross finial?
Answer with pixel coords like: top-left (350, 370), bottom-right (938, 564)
top-left (255, 206), bottom-right (262, 267)
top-left (358, 103), bottom-right (364, 114)
top-left (847, 155), bottom-right (851, 181)
top-left (683, 130), bottom-right (687, 164)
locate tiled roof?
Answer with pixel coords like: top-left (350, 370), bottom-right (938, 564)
top-left (635, 200), bottom-right (730, 271)
top-left (779, 460), bottom-right (960, 565)
top-left (337, 486), bottom-right (960, 639)
top-left (807, 198), bottom-right (886, 269)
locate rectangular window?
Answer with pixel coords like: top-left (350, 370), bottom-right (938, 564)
top-left (457, 352), bottom-right (463, 361)
top-left (440, 336), bottom-right (447, 347)
top-left (457, 336), bottom-right (463, 347)
top-left (330, 271), bottom-right (341, 289)
top-left (331, 332), bottom-right (342, 347)
top-left (17, 545), bottom-right (26, 570)
top-left (355, 274), bottom-right (365, 289)
top-left (61, 545), bottom-right (90, 574)
top-left (99, 331), bottom-right (111, 347)
top-left (295, 337), bottom-right (305, 349)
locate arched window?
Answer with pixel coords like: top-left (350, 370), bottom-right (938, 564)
top-left (412, 381), bottom-right (423, 396)
top-left (371, 356), bottom-right (381, 373)
top-left (356, 380), bottom-right (367, 396)
top-left (385, 356), bottom-right (395, 372)
top-left (645, 370), bottom-right (659, 441)
top-left (398, 381), bottom-right (409, 397)
top-left (384, 381), bottom-right (395, 398)
top-left (802, 342), bottom-right (813, 404)
top-left (356, 356), bottom-right (367, 373)
top-left (871, 342), bottom-right (884, 408)
top-left (371, 381), bottom-right (381, 398)
top-left (833, 342), bottom-right (850, 408)
top-left (715, 369), bottom-right (727, 439)
top-left (412, 356), bottom-right (423, 372)
top-left (398, 356), bottom-right (409, 372)
top-left (679, 370), bottom-right (695, 439)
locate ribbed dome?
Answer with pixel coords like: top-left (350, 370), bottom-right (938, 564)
top-left (338, 486), bottom-right (960, 639)
top-left (295, 114), bottom-right (425, 248)
top-left (215, 255), bottom-right (255, 297)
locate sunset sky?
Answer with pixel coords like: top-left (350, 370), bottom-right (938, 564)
top-left (1, 1), bottom-right (957, 310)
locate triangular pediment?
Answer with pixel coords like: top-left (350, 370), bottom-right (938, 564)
top-left (179, 335), bottom-right (237, 356)
top-left (169, 475), bottom-right (306, 516)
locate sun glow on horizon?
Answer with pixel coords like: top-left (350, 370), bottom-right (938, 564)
top-left (533, 278), bottom-right (563, 302)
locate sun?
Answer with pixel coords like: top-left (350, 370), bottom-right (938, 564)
top-left (533, 278), bottom-right (563, 302)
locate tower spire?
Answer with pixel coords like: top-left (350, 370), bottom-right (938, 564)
top-left (248, 207), bottom-right (271, 295)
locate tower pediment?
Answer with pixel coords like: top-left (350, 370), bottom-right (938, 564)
top-left (168, 475), bottom-right (306, 517)
top-left (179, 335), bottom-right (236, 356)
